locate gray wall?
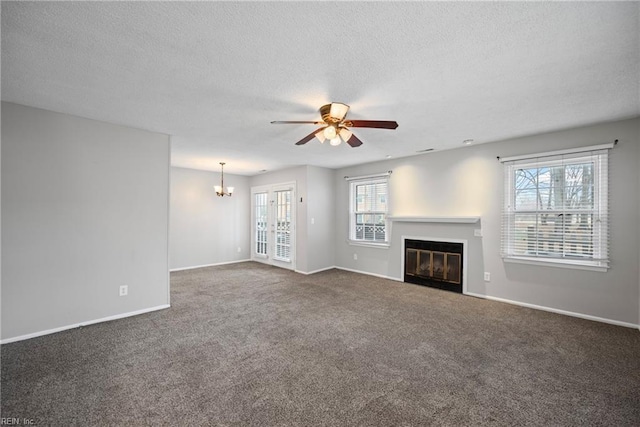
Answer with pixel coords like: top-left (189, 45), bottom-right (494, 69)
top-left (169, 167), bottom-right (250, 270)
top-left (1, 102), bottom-right (171, 341)
top-left (1, 103), bottom-right (2, 339)
top-left (334, 118), bottom-right (640, 326)
top-left (247, 165), bottom-right (336, 274)
top-left (306, 166), bottom-right (336, 273)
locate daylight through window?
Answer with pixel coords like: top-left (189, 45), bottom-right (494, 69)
top-left (501, 147), bottom-right (610, 269)
top-left (349, 176), bottom-right (389, 244)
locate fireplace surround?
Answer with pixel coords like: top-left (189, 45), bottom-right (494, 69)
top-left (403, 238), bottom-right (464, 293)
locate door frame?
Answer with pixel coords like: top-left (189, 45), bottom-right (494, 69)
top-left (251, 182), bottom-right (296, 271)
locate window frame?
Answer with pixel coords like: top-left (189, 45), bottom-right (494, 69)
top-left (501, 148), bottom-right (610, 271)
top-left (348, 176), bottom-right (390, 247)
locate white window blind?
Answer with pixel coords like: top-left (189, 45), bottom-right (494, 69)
top-left (349, 176), bottom-right (389, 244)
top-left (501, 146), bottom-right (611, 270)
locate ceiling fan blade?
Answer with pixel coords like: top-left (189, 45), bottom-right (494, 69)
top-left (345, 132), bottom-right (363, 148)
top-left (271, 121), bottom-right (324, 125)
top-left (345, 120), bottom-right (398, 129)
top-left (295, 127), bottom-right (327, 145)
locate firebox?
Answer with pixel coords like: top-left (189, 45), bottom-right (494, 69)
top-left (404, 239), bottom-right (463, 293)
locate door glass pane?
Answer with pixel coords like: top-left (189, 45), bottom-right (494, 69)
top-left (254, 192), bottom-right (268, 256)
top-left (274, 190), bottom-right (291, 261)
top-left (406, 249), bottom-right (418, 276)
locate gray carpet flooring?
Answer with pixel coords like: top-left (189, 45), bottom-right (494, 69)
top-left (2, 262), bottom-right (639, 426)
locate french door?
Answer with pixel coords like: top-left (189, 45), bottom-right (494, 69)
top-left (251, 183), bottom-right (295, 270)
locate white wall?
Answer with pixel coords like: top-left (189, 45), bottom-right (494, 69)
top-left (1, 102), bottom-right (171, 341)
top-left (334, 118), bottom-right (640, 326)
top-left (169, 167), bottom-right (250, 270)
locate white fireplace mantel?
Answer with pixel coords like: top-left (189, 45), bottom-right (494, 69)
top-left (389, 216), bottom-right (480, 224)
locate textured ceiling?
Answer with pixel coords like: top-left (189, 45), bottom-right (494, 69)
top-left (2, 2), bottom-right (639, 175)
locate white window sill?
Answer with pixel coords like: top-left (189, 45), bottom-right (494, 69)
top-left (503, 256), bottom-right (608, 272)
top-left (347, 240), bottom-right (390, 249)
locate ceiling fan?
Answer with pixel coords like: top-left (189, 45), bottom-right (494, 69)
top-left (271, 102), bottom-right (398, 147)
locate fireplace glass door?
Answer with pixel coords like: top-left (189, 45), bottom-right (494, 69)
top-left (404, 240), bottom-right (463, 293)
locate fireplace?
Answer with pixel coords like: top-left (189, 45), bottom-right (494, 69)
top-left (404, 239), bottom-right (463, 293)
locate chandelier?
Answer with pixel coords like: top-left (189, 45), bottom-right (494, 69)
top-left (214, 162), bottom-right (234, 197)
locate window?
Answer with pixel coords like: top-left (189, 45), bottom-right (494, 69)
top-left (349, 176), bottom-right (389, 245)
top-left (501, 146), bottom-right (610, 270)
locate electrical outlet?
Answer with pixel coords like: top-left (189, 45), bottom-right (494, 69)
top-left (483, 272), bottom-right (491, 282)
top-left (119, 285), bottom-right (128, 296)
top-left (353, 253), bottom-right (358, 261)
top-left (311, 217), bottom-right (315, 225)
top-left (474, 229), bottom-right (483, 237)
top-left (237, 247), bottom-right (241, 253)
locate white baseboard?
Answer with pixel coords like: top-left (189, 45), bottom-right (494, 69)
top-left (170, 259), bottom-right (250, 272)
top-left (334, 267), bottom-right (638, 329)
top-left (465, 292), bottom-right (639, 329)
top-left (334, 266), bottom-right (403, 282)
top-left (1, 304), bottom-right (171, 344)
top-left (296, 266), bottom-right (337, 275)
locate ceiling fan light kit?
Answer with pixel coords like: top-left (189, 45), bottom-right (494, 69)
top-left (329, 137), bottom-right (342, 146)
top-left (271, 102), bottom-right (398, 148)
top-left (323, 124), bottom-right (338, 140)
top-left (314, 129), bottom-right (326, 143)
top-left (339, 127), bottom-right (352, 142)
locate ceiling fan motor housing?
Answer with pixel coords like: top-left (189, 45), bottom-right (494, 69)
top-left (320, 103), bottom-right (349, 123)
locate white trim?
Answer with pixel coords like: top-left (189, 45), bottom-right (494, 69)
top-left (465, 292), bottom-right (638, 329)
top-left (503, 256), bottom-right (608, 272)
top-left (349, 176), bottom-right (390, 244)
top-left (499, 142), bottom-right (614, 163)
top-left (501, 150), bottom-right (609, 268)
top-left (401, 236), bottom-right (469, 295)
top-left (270, 183), bottom-right (297, 270)
top-left (390, 216), bottom-right (480, 224)
top-left (250, 182), bottom-right (297, 271)
top-left (344, 171), bottom-right (392, 181)
top-left (251, 189), bottom-right (270, 259)
top-left (295, 265), bottom-right (337, 275)
top-left (1, 304), bottom-right (171, 344)
top-left (335, 266), bottom-right (403, 282)
top-left (347, 240), bottom-right (390, 249)
top-left (170, 259), bottom-right (250, 272)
